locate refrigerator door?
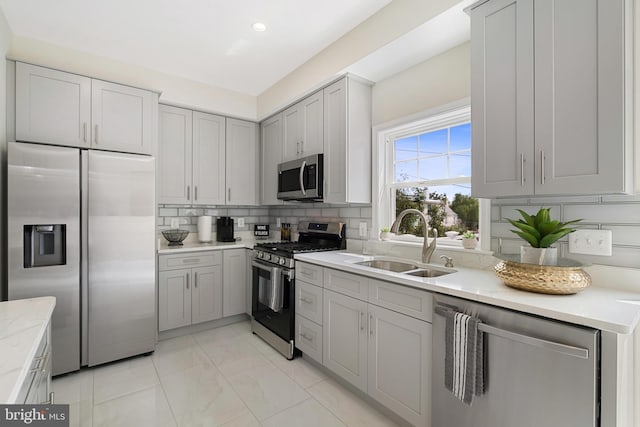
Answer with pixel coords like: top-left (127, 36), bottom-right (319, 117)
top-left (8, 142), bottom-right (81, 376)
top-left (87, 150), bottom-right (156, 366)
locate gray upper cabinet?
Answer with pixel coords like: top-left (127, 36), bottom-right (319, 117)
top-left (283, 90), bottom-right (324, 161)
top-left (91, 79), bottom-right (157, 155)
top-left (192, 111), bottom-right (226, 205)
top-left (471, 0), bottom-right (633, 197)
top-left (158, 105), bottom-right (192, 204)
top-left (260, 113), bottom-right (284, 205)
top-left (16, 62), bottom-right (91, 148)
top-left (16, 62), bottom-right (157, 155)
top-left (226, 118), bottom-right (259, 205)
top-left (323, 77), bottom-right (372, 204)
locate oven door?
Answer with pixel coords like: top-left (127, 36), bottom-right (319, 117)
top-left (252, 259), bottom-right (294, 341)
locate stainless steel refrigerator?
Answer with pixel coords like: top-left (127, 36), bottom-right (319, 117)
top-left (8, 141), bottom-right (156, 376)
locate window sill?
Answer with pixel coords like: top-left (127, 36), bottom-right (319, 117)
top-left (374, 237), bottom-right (494, 256)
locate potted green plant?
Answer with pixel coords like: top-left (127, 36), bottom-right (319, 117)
top-left (507, 208), bottom-right (581, 265)
top-left (462, 231), bottom-right (477, 249)
top-left (380, 227), bottom-right (392, 241)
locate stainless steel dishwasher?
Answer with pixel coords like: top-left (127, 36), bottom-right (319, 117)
top-left (432, 294), bottom-right (600, 427)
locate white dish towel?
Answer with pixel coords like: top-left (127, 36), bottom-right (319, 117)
top-left (443, 308), bottom-right (485, 405)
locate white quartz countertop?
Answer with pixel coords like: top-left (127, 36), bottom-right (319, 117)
top-left (295, 251), bottom-right (640, 334)
top-left (0, 297), bottom-right (56, 403)
top-left (157, 240), bottom-right (252, 254)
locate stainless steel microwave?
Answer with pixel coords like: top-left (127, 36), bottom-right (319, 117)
top-left (277, 153), bottom-right (323, 201)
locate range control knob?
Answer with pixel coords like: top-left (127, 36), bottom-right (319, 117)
top-left (264, 254), bottom-right (271, 261)
top-left (279, 258), bottom-right (286, 266)
top-left (257, 251), bottom-right (263, 259)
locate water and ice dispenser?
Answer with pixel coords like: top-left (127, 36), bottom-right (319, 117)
top-left (23, 224), bottom-right (67, 268)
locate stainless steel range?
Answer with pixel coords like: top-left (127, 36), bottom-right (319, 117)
top-left (251, 221), bottom-right (345, 359)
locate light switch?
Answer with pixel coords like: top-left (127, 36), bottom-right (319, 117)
top-left (170, 218), bottom-right (179, 229)
top-left (359, 222), bottom-right (368, 238)
top-left (237, 217), bottom-right (245, 228)
top-left (568, 229), bottom-right (612, 256)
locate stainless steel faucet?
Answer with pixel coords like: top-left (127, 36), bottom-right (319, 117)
top-left (390, 208), bottom-right (438, 264)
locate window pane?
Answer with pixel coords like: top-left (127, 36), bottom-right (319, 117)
top-left (450, 123), bottom-right (471, 151)
top-left (418, 156), bottom-right (447, 180)
top-left (419, 128), bottom-right (447, 155)
top-left (449, 152), bottom-right (471, 177)
top-left (395, 135), bottom-right (418, 161)
top-left (395, 160), bottom-right (418, 182)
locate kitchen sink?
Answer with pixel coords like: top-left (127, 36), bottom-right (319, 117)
top-left (404, 268), bottom-right (452, 278)
top-left (355, 260), bottom-right (418, 272)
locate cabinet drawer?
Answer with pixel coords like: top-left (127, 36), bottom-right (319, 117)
top-left (324, 268), bottom-right (369, 300)
top-left (295, 314), bottom-right (323, 364)
top-left (296, 281), bottom-right (323, 325)
top-left (159, 251), bottom-right (221, 270)
top-left (369, 279), bottom-right (432, 322)
top-left (296, 262), bottom-right (323, 287)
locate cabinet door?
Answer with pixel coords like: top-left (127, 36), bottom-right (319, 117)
top-left (192, 112), bottom-right (226, 205)
top-left (368, 305), bottom-right (431, 427)
top-left (222, 249), bottom-right (247, 317)
top-left (158, 105), bottom-right (192, 204)
top-left (283, 103), bottom-right (302, 161)
top-left (534, 0), bottom-right (628, 194)
top-left (299, 90), bottom-right (324, 156)
top-left (323, 79), bottom-right (347, 203)
top-left (91, 79), bottom-right (156, 155)
top-left (470, 0), bottom-right (535, 198)
top-left (158, 269), bottom-right (191, 331)
top-left (226, 118), bottom-right (258, 205)
top-left (260, 113), bottom-right (283, 205)
top-left (323, 289), bottom-right (368, 392)
top-left (16, 62), bottom-right (91, 148)
top-left (245, 249), bottom-right (253, 315)
top-left (191, 265), bottom-right (223, 324)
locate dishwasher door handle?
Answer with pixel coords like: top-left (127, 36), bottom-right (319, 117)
top-left (435, 306), bottom-right (589, 359)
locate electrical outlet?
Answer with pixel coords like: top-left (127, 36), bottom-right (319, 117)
top-left (170, 218), bottom-right (179, 229)
top-left (569, 230), bottom-right (612, 256)
top-left (237, 217), bottom-right (245, 228)
top-left (276, 217), bottom-right (281, 227)
top-left (359, 222), bottom-right (368, 238)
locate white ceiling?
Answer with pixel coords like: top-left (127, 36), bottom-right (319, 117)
top-left (0, 0), bottom-right (391, 96)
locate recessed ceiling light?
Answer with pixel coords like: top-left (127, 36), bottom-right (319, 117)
top-left (252, 22), bottom-right (267, 32)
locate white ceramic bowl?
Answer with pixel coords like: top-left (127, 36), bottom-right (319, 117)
top-left (445, 231), bottom-right (460, 239)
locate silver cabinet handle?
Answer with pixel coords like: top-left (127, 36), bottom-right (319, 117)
top-left (187, 186), bottom-right (190, 201)
top-left (296, 141), bottom-right (300, 155)
top-left (299, 160), bottom-right (307, 196)
top-left (186, 274), bottom-right (189, 290)
top-left (40, 392), bottom-right (54, 405)
top-left (434, 306), bottom-right (590, 359)
top-left (300, 297), bottom-right (313, 304)
top-left (369, 314), bottom-right (373, 336)
top-left (300, 332), bottom-right (313, 342)
top-left (359, 312), bottom-right (364, 331)
top-left (520, 154), bottom-right (525, 187)
top-left (228, 188), bottom-right (231, 202)
top-left (300, 140), bottom-right (304, 155)
top-left (194, 272), bottom-right (198, 288)
top-left (540, 150), bottom-right (545, 185)
top-left (40, 349), bottom-right (51, 372)
top-left (195, 186), bottom-right (198, 201)
top-left (94, 124), bottom-right (98, 144)
top-left (83, 123), bottom-right (87, 143)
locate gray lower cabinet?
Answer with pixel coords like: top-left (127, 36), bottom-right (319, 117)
top-left (298, 263), bottom-right (431, 427)
top-left (16, 321), bottom-right (53, 405)
top-left (222, 249), bottom-right (247, 317)
top-left (158, 251), bottom-right (223, 331)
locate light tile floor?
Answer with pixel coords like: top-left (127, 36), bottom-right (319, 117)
top-left (53, 321), bottom-right (400, 427)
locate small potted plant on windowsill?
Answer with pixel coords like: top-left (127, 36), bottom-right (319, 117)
top-left (380, 227), bottom-right (392, 241)
top-left (507, 208), bottom-right (581, 266)
top-left (462, 231), bottom-right (477, 249)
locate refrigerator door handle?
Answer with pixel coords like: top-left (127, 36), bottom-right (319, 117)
top-left (81, 150), bottom-right (89, 367)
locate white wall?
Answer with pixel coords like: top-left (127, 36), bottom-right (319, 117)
top-left (0, 7), bottom-right (10, 299)
top-left (8, 36), bottom-right (257, 120)
top-left (256, 0), bottom-right (461, 119)
top-left (371, 42), bottom-right (470, 126)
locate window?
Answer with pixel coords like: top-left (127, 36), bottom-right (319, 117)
top-left (374, 102), bottom-right (486, 248)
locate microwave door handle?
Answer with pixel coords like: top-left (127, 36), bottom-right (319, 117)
top-left (299, 160), bottom-right (307, 196)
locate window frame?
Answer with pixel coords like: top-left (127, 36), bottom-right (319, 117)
top-left (372, 98), bottom-right (491, 251)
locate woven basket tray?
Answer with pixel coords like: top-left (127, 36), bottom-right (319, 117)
top-left (495, 259), bottom-right (591, 295)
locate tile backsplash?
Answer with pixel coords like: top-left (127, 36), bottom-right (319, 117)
top-left (491, 195), bottom-right (640, 269)
top-left (157, 205), bottom-right (270, 234)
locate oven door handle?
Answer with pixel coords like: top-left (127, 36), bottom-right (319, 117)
top-left (252, 259), bottom-right (294, 278)
top-left (299, 160), bottom-right (307, 196)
